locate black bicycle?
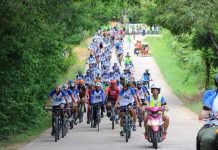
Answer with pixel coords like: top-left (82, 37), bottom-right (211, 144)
top-left (120, 105), bottom-right (132, 142)
top-left (44, 107), bottom-right (62, 142)
top-left (137, 107), bottom-right (143, 127)
top-left (91, 102), bottom-right (101, 132)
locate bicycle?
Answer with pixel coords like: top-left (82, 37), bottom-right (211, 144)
top-left (120, 105), bottom-right (132, 142)
top-left (91, 102), bottom-right (101, 132)
top-left (44, 107), bottom-right (62, 142)
top-left (137, 107), bottom-right (143, 127)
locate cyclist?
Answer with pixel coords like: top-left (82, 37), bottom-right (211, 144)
top-left (114, 69), bottom-right (121, 81)
top-left (121, 68), bottom-right (131, 80)
top-left (137, 81), bottom-right (149, 104)
top-left (84, 70), bottom-right (94, 86)
top-left (115, 79), bottom-right (139, 136)
top-left (90, 82), bottom-right (105, 127)
top-left (105, 80), bottom-right (120, 121)
top-left (142, 69), bottom-right (151, 88)
top-left (101, 64), bottom-right (109, 73)
top-left (109, 72), bottom-right (115, 81)
top-left (144, 83), bottom-right (169, 140)
top-left (46, 85), bottom-right (70, 136)
top-left (76, 71), bottom-right (84, 80)
top-left (112, 63), bottom-right (120, 72)
top-left (69, 82), bottom-right (80, 125)
top-left (87, 54), bottom-right (96, 65)
top-left (78, 79), bottom-right (88, 122)
top-left (197, 73), bottom-right (218, 150)
top-left (101, 72), bottom-right (109, 83)
top-left (124, 52), bottom-right (132, 68)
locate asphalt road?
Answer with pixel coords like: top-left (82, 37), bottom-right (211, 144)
top-left (19, 34), bottom-right (203, 150)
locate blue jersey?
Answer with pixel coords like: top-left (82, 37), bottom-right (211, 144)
top-left (71, 89), bottom-right (80, 102)
top-left (90, 89), bottom-right (105, 104)
top-left (49, 90), bottom-right (67, 106)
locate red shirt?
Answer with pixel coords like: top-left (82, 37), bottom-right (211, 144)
top-left (105, 86), bottom-right (120, 101)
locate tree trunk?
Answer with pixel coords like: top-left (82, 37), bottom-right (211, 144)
top-left (205, 57), bottom-right (211, 90)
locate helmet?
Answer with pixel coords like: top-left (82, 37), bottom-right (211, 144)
top-left (120, 75), bottom-right (126, 80)
top-left (151, 83), bottom-right (161, 90)
top-left (124, 68), bottom-right (128, 71)
top-left (123, 79), bottom-right (129, 86)
top-left (62, 83), bottom-right (68, 90)
top-left (79, 79), bottom-right (84, 85)
top-left (78, 70), bottom-right (82, 74)
top-left (215, 73), bottom-right (218, 87)
top-left (68, 79), bottom-right (73, 84)
top-left (145, 69), bottom-right (149, 73)
top-left (74, 80), bottom-right (78, 84)
top-left (70, 82), bottom-right (75, 87)
top-left (95, 82), bottom-right (102, 87)
top-left (136, 81), bottom-right (142, 85)
top-left (111, 80), bottom-right (117, 86)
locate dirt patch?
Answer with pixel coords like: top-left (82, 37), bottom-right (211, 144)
top-left (74, 38), bottom-right (91, 61)
top-left (178, 92), bottom-right (203, 104)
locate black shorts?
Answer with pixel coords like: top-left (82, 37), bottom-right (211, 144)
top-left (52, 103), bottom-right (65, 113)
top-left (119, 103), bottom-right (133, 112)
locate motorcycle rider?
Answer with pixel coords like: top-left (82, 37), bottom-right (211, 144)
top-left (197, 73), bottom-right (218, 150)
top-left (144, 83), bottom-right (169, 140)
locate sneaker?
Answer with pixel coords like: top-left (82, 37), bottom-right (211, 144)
top-left (107, 111), bottom-right (111, 117)
top-left (120, 130), bottom-right (124, 136)
top-left (93, 122), bottom-right (97, 128)
top-left (51, 129), bottom-right (55, 136)
top-left (162, 132), bottom-right (167, 139)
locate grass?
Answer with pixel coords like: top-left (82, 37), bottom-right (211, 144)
top-left (0, 116), bottom-right (50, 149)
top-left (59, 39), bottom-right (90, 83)
top-left (0, 39), bottom-right (90, 150)
top-left (145, 30), bottom-right (203, 114)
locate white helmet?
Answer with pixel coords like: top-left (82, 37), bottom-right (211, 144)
top-left (62, 83), bottom-right (68, 90)
top-left (150, 83), bottom-right (161, 90)
top-left (95, 82), bottom-right (102, 87)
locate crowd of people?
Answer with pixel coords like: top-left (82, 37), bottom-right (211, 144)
top-left (44, 25), bottom-right (218, 149)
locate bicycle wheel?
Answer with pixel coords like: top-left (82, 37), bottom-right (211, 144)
top-left (70, 115), bottom-right (74, 129)
top-left (55, 116), bottom-right (59, 142)
top-left (97, 110), bottom-right (100, 132)
top-left (125, 115), bottom-right (129, 142)
top-left (111, 108), bottom-right (115, 129)
top-left (128, 117), bottom-right (131, 139)
top-left (61, 119), bottom-right (65, 138)
top-left (65, 118), bottom-right (68, 136)
top-left (90, 108), bottom-right (94, 128)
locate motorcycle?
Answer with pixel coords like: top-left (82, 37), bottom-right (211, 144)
top-left (145, 106), bottom-right (165, 149)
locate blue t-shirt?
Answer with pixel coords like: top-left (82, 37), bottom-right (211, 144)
top-left (90, 89), bottom-right (105, 104)
top-left (49, 90), bottom-right (67, 106)
top-left (203, 90), bottom-right (218, 110)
